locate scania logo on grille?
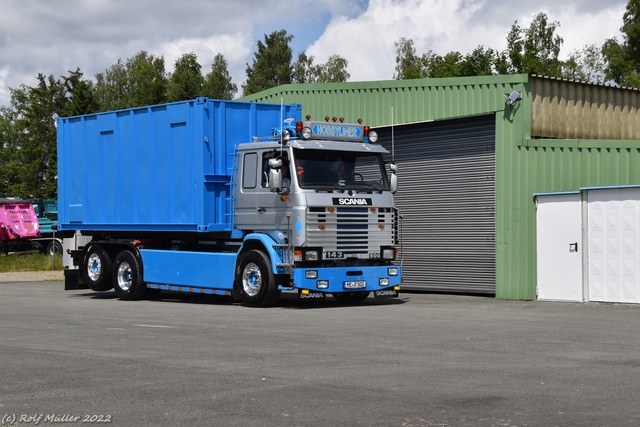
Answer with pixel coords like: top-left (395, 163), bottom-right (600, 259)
top-left (332, 198), bottom-right (372, 206)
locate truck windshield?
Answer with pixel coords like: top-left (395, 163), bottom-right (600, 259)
top-left (292, 149), bottom-right (390, 192)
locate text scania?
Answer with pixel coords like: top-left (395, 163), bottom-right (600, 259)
top-left (338, 198), bottom-right (369, 205)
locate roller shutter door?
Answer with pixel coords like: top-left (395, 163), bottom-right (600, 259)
top-left (377, 115), bottom-right (496, 294)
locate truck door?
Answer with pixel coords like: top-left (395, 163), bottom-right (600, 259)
top-left (255, 151), bottom-right (292, 230)
top-left (234, 150), bottom-right (291, 230)
top-left (234, 152), bottom-right (260, 229)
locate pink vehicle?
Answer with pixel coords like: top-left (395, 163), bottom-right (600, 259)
top-left (0, 198), bottom-right (40, 254)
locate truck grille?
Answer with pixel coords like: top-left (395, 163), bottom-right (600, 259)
top-left (306, 206), bottom-right (396, 257)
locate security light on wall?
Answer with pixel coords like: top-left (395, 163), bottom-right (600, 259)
top-left (503, 90), bottom-right (523, 106)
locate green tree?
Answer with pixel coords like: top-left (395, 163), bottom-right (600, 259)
top-left (293, 53), bottom-right (350, 83)
top-left (95, 51), bottom-right (167, 110)
top-left (602, 0), bottom-right (640, 87)
top-left (0, 69), bottom-right (95, 197)
top-left (292, 51), bottom-right (316, 83)
top-left (243, 30), bottom-right (294, 96)
top-left (423, 51), bottom-right (463, 78)
top-left (6, 74), bottom-right (66, 198)
top-left (0, 106), bottom-right (22, 197)
top-left (167, 53), bottom-right (204, 102)
top-left (203, 53), bottom-right (237, 100)
top-left (315, 55), bottom-right (350, 83)
top-left (459, 46), bottom-right (496, 76)
top-left (503, 13), bottom-right (564, 76)
top-left (394, 38), bottom-right (498, 79)
top-left (393, 37), bottom-right (425, 79)
top-left (63, 68), bottom-right (98, 116)
top-left (563, 44), bottom-right (606, 83)
top-left (505, 22), bottom-right (524, 73)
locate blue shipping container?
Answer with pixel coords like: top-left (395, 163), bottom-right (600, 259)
top-left (57, 98), bottom-right (302, 233)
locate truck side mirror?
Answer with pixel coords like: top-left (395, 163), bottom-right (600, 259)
top-left (389, 163), bottom-right (398, 194)
top-left (268, 158), bottom-right (283, 193)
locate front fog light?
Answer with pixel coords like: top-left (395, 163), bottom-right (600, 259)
top-left (381, 247), bottom-right (396, 260)
top-left (379, 278), bottom-right (389, 287)
top-left (306, 270), bottom-right (318, 279)
top-left (316, 280), bottom-right (329, 289)
top-left (388, 267), bottom-right (398, 276)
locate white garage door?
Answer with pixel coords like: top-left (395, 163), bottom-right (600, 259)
top-left (587, 187), bottom-right (640, 303)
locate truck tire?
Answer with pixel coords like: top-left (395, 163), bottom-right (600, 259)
top-left (31, 241), bottom-right (46, 253)
top-left (84, 246), bottom-right (113, 291)
top-left (237, 250), bottom-right (279, 307)
top-left (112, 250), bottom-right (146, 301)
top-left (333, 291), bottom-right (370, 304)
top-left (46, 240), bottom-right (63, 256)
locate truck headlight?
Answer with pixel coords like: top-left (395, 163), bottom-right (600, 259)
top-left (306, 270), bottom-right (318, 279)
top-left (368, 130), bottom-right (378, 143)
top-left (305, 250), bottom-right (320, 261)
top-left (388, 267), bottom-right (398, 276)
top-left (379, 278), bottom-right (389, 287)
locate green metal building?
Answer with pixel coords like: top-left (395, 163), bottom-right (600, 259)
top-left (242, 74), bottom-right (640, 301)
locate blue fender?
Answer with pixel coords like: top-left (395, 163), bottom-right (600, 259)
top-left (239, 233), bottom-right (285, 273)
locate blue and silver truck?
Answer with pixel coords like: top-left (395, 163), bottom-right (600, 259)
top-left (57, 98), bottom-right (401, 306)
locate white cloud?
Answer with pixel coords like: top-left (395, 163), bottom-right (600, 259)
top-left (0, 0), bottom-right (629, 106)
top-left (308, 0), bottom-right (626, 82)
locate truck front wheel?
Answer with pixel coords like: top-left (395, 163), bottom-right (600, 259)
top-left (112, 250), bottom-right (146, 300)
top-left (237, 250), bottom-right (279, 307)
top-left (84, 246), bottom-right (113, 291)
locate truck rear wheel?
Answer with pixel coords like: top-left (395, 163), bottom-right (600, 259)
top-left (46, 240), bottom-right (62, 256)
top-left (112, 250), bottom-right (146, 301)
top-left (237, 250), bottom-right (279, 307)
top-left (84, 246), bottom-right (113, 291)
top-left (31, 241), bottom-right (46, 253)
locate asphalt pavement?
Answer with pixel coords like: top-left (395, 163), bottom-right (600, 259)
top-left (1, 280), bottom-right (640, 426)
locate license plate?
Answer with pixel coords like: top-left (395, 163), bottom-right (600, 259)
top-left (344, 280), bottom-right (366, 289)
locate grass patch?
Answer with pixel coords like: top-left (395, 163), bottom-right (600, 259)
top-left (0, 253), bottom-right (63, 272)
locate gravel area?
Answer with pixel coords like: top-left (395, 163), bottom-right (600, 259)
top-left (0, 270), bottom-right (63, 282)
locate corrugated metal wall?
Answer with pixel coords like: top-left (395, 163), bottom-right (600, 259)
top-left (531, 76), bottom-right (640, 140)
top-left (377, 115), bottom-right (496, 294)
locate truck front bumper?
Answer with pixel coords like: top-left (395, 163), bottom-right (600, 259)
top-left (288, 264), bottom-right (401, 294)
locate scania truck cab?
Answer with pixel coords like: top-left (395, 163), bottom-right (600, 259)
top-left (233, 118), bottom-right (401, 305)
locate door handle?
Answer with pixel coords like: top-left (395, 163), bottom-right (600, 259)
top-left (257, 207), bottom-right (267, 214)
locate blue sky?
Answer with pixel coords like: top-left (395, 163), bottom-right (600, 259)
top-left (0, 0), bottom-right (627, 106)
